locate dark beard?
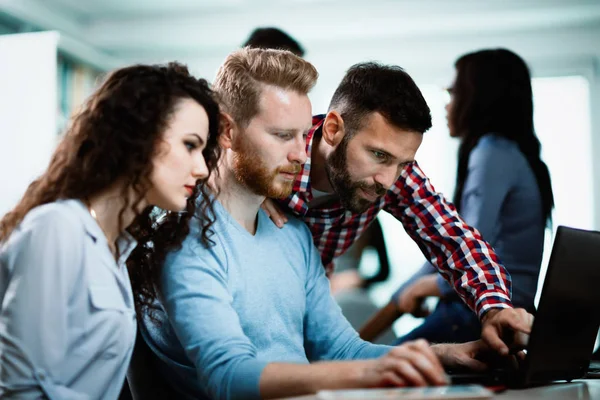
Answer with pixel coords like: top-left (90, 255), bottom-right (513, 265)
top-left (325, 136), bottom-right (386, 214)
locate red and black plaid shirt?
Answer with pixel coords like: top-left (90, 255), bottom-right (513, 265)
top-left (280, 115), bottom-right (513, 318)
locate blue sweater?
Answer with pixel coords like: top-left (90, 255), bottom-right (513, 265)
top-left (393, 134), bottom-right (545, 311)
top-left (140, 200), bottom-right (391, 400)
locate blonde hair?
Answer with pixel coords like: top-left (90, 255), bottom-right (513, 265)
top-left (213, 47), bottom-right (318, 127)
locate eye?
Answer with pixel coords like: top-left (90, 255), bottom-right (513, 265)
top-left (184, 140), bottom-right (198, 152)
top-left (276, 133), bottom-right (293, 140)
top-left (372, 150), bottom-right (388, 161)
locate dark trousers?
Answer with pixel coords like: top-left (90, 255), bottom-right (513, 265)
top-left (392, 299), bottom-right (481, 345)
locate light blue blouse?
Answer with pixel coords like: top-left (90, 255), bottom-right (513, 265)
top-left (0, 199), bottom-right (137, 399)
top-left (393, 134), bottom-right (546, 311)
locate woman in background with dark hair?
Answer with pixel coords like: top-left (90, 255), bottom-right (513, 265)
top-left (0, 62), bottom-right (221, 399)
top-left (361, 48), bottom-right (554, 344)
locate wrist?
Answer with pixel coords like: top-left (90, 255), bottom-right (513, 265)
top-left (481, 308), bottom-right (501, 324)
top-left (352, 360), bottom-right (373, 388)
top-left (315, 361), bottom-right (373, 391)
top-left (416, 275), bottom-right (439, 297)
top-left (429, 344), bottom-right (449, 366)
top-left (409, 281), bottom-right (427, 298)
top-left (429, 343), bottom-right (445, 356)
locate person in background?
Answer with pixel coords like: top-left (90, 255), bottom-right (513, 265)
top-left (0, 62), bottom-right (221, 399)
top-left (361, 48), bottom-right (554, 345)
top-left (243, 26), bottom-right (305, 57)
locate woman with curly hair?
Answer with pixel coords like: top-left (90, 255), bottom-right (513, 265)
top-left (0, 62), bottom-right (221, 399)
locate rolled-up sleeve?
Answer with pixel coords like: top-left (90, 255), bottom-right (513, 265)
top-left (0, 210), bottom-right (83, 399)
top-left (160, 241), bottom-right (268, 400)
top-left (392, 143), bottom-right (516, 304)
top-left (385, 162), bottom-right (513, 319)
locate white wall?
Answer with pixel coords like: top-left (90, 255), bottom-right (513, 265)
top-left (0, 31), bottom-right (59, 216)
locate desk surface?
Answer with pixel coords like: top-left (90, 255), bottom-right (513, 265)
top-left (496, 380), bottom-right (600, 399)
top-left (278, 380), bottom-right (600, 400)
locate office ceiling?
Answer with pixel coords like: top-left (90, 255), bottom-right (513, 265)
top-left (1, 0), bottom-right (599, 70)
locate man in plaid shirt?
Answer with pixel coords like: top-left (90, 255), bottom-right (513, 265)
top-left (264, 62), bottom-right (533, 356)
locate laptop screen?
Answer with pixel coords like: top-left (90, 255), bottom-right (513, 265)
top-left (523, 226), bottom-right (600, 384)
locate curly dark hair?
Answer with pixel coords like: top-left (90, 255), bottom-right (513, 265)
top-left (0, 62), bottom-right (222, 316)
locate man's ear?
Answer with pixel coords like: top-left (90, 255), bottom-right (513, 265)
top-left (219, 112), bottom-right (236, 149)
top-left (321, 111), bottom-right (346, 148)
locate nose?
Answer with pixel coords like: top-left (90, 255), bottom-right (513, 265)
top-left (287, 136), bottom-right (308, 165)
top-left (192, 153), bottom-right (209, 180)
top-left (373, 165), bottom-right (399, 190)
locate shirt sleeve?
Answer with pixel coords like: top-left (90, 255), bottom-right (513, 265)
top-left (384, 162), bottom-right (513, 319)
top-left (159, 239), bottom-right (267, 400)
top-left (302, 228), bottom-right (391, 362)
top-left (0, 208), bottom-right (85, 399)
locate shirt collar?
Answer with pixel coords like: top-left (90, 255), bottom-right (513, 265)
top-left (295, 114), bottom-right (325, 195)
top-left (67, 198), bottom-right (138, 261)
top-left (282, 115), bottom-right (326, 215)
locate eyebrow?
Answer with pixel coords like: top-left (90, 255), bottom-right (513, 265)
top-left (270, 128), bottom-right (312, 135)
top-left (188, 133), bottom-right (205, 145)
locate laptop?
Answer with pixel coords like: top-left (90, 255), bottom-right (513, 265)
top-left (449, 226), bottom-right (600, 388)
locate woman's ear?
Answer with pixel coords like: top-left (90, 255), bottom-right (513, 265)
top-left (322, 111), bottom-right (346, 148)
top-left (219, 112), bottom-right (236, 149)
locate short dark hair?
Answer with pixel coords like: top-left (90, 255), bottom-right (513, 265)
top-left (328, 62), bottom-right (432, 136)
top-left (243, 27), bottom-right (305, 57)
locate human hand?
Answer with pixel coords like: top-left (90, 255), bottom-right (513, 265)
top-left (431, 340), bottom-right (490, 372)
top-left (261, 198), bottom-right (288, 228)
top-left (396, 276), bottom-right (439, 317)
top-left (330, 270), bottom-right (363, 295)
top-left (481, 308), bottom-right (533, 356)
top-left (360, 339), bottom-right (449, 387)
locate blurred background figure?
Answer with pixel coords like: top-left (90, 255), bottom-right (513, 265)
top-left (243, 27), bottom-right (305, 57)
top-left (361, 48), bottom-right (555, 345)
